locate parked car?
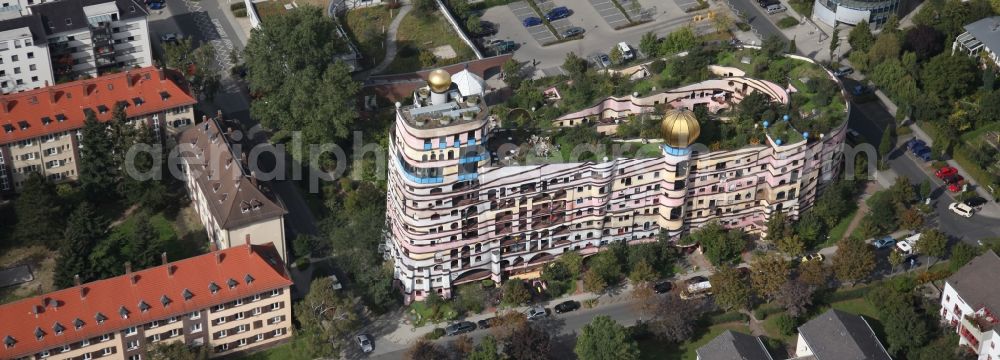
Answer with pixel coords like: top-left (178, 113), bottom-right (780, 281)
top-left (800, 253), bottom-right (824, 262)
top-left (522, 17), bottom-right (542, 27)
top-left (545, 6), bottom-right (571, 21)
top-left (148, 0), bottom-right (164, 9)
top-left (526, 306), bottom-right (548, 320)
top-left (833, 66), bottom-right (854, 77)
top-left (653, 281), bottom-right (673, 294)
top-left (757, 0), bottom-right (779, 7)
top-left (873, 236), bottom-right (896, 249)
top-left (356, 334), bottom-right (374, 353)
top-left (685, 276), bottom-right (709, 285)
top-left (896, 233), bottom-right (921, 255)
top-left (160, 33), bottom-right (180, 43)
top-left (948, 182), bottom-right (965, 192)
top-left (484, 39), bottom-right (516, 54)
top-left (765, 4), bottom-right (786, 14)
top-left (445, 321), bottom-right (477, 336)
top-left (598, 54), bottom-right (611, 68)
top-left (477, 318), bottom-right (495, 329)
top-left (907, 138), bottom-right (926, 150)
top-left (964, 196), bottom-right (988, 208)
top-left (474, 21), bottom-right (498, 37)
top-left (562, 26), bottom-right (585, 37)
top-left (617, 42), bottom-right (635, 60)
top-left (914, 147), bottom-right (932, 161)
top-left (950, 202), bottom-right (975, 218)
top-left (944, 174), bottom-right (965, 185)
top-left (935, 166), bottom-right (958, 179)
top-left (554, 300), bottom-right (580, 314)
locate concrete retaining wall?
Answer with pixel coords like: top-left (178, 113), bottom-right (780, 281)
top-left (434, 0), bottom-right (484, 59)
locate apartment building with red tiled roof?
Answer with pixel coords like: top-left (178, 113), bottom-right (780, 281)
top-left (0, 66), bottom-right (195, 192)
top-left (0, 243), bottom-right (294, 360)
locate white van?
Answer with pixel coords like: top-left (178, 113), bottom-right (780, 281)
top-left (618, 42), bottom-right (634, 60)
top-left (949, 202), bottom-right (975, 218)
top-left (766, 4), bottom-right (786, 14)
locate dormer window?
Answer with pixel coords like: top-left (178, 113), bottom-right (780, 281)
top-left (219, 193), bottom-right (228, 204)
top-left (212, 183), bottom-right (221, 192)
top-left (97, 105), bottom-right (108, 114)
top-left (209, 282), bottom-right (220, 294)
top-left (183, 289), bottom-right (194, 300)
top-left (2, 124), bottom-right (12, 133)
top-left (160, 295), bottom-right (171, 307)
top-left (138, 300), bottom-right (150, 312)
top-left (73, 318), bottom-right (84, 330)
top-left (227, 278), bottom-right (238, 289)
top-left (240, 201), bottom-right (250, 213)
top-left (244, 274), bottom-right (254, 284)
top-left (3, 335), bottom-right (14, 348)
top-left (119, 306), bottom-right (129, 319)
top-left (34, 327), bottom-right (44, 340)
top-left (133, 97), bottom-right (143, 106)
top-left (53, 322), bottom-right (65, 335)
top-left (41, 117), bottom-right (52, 125)
top-left (65, 18), bottom-right (72, 26)
top-left (160, 91), bottom-right (170, 100)
top-left (95, 312), bottom-right (107, 324)
top-left (55, 114), bottom-right (66, 122)
top-left (18, 121), bottom-right (28, 130)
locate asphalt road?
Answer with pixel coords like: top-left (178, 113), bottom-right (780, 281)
top-left (725, 0), bottom-right (787, 42)
top-left (365, 300), bottom-right (644, 360)
top-left (148, 0), bottom-right (320, 240)
top-left (842, 78), bottom-right (1000, 244)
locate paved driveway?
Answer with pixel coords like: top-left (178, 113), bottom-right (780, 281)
top-left (508, 1), bottom-right (558, 45)
top-left (673, 0), bottom-right (700, 11)
top-left (588, 0), bottom-right (630, 28)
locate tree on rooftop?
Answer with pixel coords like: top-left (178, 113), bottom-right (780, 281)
top-left (55, 202), bottom-right (107, 288)
top-left (575, 316), bottom-right (640, 360)
top-left (848, 20), bottom-right (874, 53)
top-left (639, 32), bottom-right (660, 58)
top-left (79, 111), bottom-right (119, 203)
top-left (243, 6), bottom-right (358, 161)
top-left (13, 172), bottom-right (65, 248)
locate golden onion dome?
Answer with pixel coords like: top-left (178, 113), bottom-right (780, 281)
top-left (660, 108), bottom-right (701, 148)
top-left (427, 69), bottom-right (452, 93)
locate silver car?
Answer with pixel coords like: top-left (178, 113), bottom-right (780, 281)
top-left (526, 306), bottom-right (548, 320)
top-left (356, 334), bottom-right (373, 353)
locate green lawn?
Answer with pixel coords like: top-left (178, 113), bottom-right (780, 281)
top-left (386, 11), bottom-right (476, 74)
top-left (638, 322), bottom-right (750, 360)
top-left (820, 209), bottom-right (857, 247)
top-left (343, 6), bottom-right (396, 68)
top-left (110, 211), bottom-right (206, 261)
top-left (240, 337), bottom-right (312, 360)
top-left (408, 299), bottom-right (459, 327)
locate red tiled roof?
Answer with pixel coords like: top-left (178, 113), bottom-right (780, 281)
top-left (0, 244), bottom-right (293, 359)
top-left (0, 66), bottom-right (196, 145)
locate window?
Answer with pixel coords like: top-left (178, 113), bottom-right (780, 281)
top-left (237, 325), bottom-right (248, 333)
top-left (61, 345), bottom-right (70, 352)
top-left (274, 328), bottom-right (284, 336)
top-left (213, 304), bottom-right (225, 312)
top-left (168, 316), bottom-right (178, 323)
top-left (103, 347), bottom-right (113, 355)
top-left (270, 316), bottom-right (283, 324)
top-left (257, 334), bottom-right (265, 341)
top-left (253, 307), bottom-right (262, 316)
top-left (125, 327), bottom-right (137, 336)
top-left (271, 303), bottom-right (280, 310)
top-left (235, 312), bottom-right (244, 320)
top-left (83, 354), bottom-right (92, 360)
top-left (151, 334), bottom-right (160, 342)
top-left (189, 311), bottom-right (201, 320)
top-left (170, 329), bottom-right (180, 337)
top-left (127, 340), bottom-right (139, 350)
top-left (128, 355), bottom-right (141, 360)
top-left (238, 338), bottom-right (247, 347)
top-left (100, 334), bottom-right (111, 342)
top-left (149, 320), bottom-right (159, 328)
top-left (252, 294), bottom-right (261, 302)
top-left (235, 299), bottom-right (243, 306)
top-left (40, 350), bottom-right (49, 358)
top-left (271, 289), bottom-right (281, 297)
top-left (26, 52), bottom-right (33, 59)
top-left (190, 323), bottom-right (202, 333)
top-left (81, 339), bottom-right (90, 347)
top-left (221, 343), bottom-right (229, 351)
top-left (217, 316), bottom-right (227, 325)
top-left (218, 330), bottom-right (228, 338)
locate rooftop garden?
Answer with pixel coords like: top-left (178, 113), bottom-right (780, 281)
top-left (496, 38), bottom-right (848, 154)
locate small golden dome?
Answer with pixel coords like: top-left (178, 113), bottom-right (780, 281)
top-left (427, 69), bottom-right (452, 93)
top-left (660, 108), bottom-right (701, 148)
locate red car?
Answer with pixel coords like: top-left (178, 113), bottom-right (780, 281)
top-left (944, 174), bottom-right (965, 185)
top-left (949, 182), bottom-right (964, 192)
top-left (935, 166), bottom-right (958, 179)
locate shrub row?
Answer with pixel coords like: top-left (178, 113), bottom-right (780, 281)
top-left (708, 311), bottom-right (749, 324)
top-left (823, 286), bottom-right (872, 303)
top-left (752, 304), bottom-right (784, 320)
top-left (233, 8), bottom-right (248, 17)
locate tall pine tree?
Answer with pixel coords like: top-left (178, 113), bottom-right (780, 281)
top-left (129, 214), bottom-right (163, 269)
top-left (120, 123), bottom-right (167, 210)
top-left (55, 202), bottom-right (108, 288)
top-left (78, 111), bottom-right (118, 203)
top-left (13, 172), bottom-right (64, 247)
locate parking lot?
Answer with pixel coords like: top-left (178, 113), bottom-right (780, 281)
top-left (508, 1), bottom-right (559, 44)
top-left (673, 0), bottom-right (701, 11)
top-left (587, 0), bottom-right (630, 28)
top-left (536, 0), bottom-right (579, 37)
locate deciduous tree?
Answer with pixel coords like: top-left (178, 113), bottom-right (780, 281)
top-left (916, 229), bottom-right (948, 265)
top-left (467, 335), bottom-right (502, 360)
top-left (628, 260), bottom-right (657, 284)
top-left (848, 20), bottom-right (875, 53)
top-left (889, 250), bottom-right (905, 273)
top-left (776, 280), bottom-right (814, 317)
top-left (295, 277), bottom-right (359, 356)
top-left (502, 280), bottom-right (531, 305)
top-left (503, 323), bottom-right (552, 360)
top-left (750, 253), bottom-right (790, 301)
top-left (406, 339), bottom-right (446, 360)
top-left (833, 237), bottom-right (876, 285)
top-left (949, 242), bottom-right (981, 271)
top-left (639, 32), bottom-right (660, 58)
top-left (147, 342), bottom-right (208, 360)
top-left (829, 28), bottom-right (841, 60)
top-left (687, 221), bottom-right (746, 265)
top-left (710, 266), bottom-right (751, 310)
top-left (904, 25), bottom-right (945, 60)
top-left (650, 294), bottom-right (704, 342)
top-left (797, 260), bottom-right (829, 289)
top-left (921, 53), bottom-right (978, 102)
top-left (575, 316), bottom-right (640, 360)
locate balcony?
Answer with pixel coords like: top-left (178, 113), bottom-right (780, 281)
top-left (960, 314), bottom-right (997, 351)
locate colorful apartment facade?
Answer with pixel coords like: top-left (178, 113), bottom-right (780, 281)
top-left (0, 66), bottom-right (195, 192)
top-left (0, 244), bottom-right (294, 360)
top-left (385, 63), bottom-right (850, 302)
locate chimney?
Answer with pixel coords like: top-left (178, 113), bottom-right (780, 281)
top-left (124, 261), bottom-right (132, 274)
top-left (161, 252), bottom-right (168, 265)
top-left (1, 99), bottom-right (8, 114)
top-left (73, 274), bottom-right (81, 287)
top-left (210, 242), bottom-right (218, 252)
top-left (215, 252), bottom-right (222, 264)
top-left (157, 67), bottom-right (165, 81)
top-left (245, 234), bottom-right (252, 253)
top-left (48, 88), bottom-right (57, 104)
top-left (125, 70), bottom-right (132, 88)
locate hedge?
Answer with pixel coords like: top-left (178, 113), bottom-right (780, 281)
top-left (823, 286), bottom-right (872, 303)
top-left (753, 304), bottom-right (784, 320)
top-left (424, 328), bottom-right (445, 340)
top-left (708, 311), bottom-right (749, 324)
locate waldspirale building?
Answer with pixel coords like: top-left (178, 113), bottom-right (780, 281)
top-left (386, 62), bottom-right (850, 302)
